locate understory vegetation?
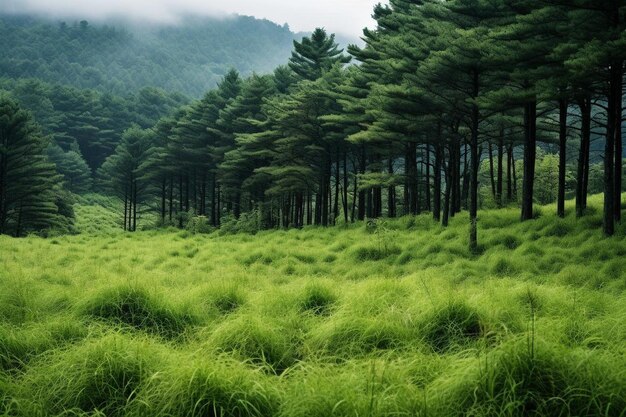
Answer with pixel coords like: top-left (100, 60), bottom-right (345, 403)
top-left (1, 195), bottom-right (625, 417)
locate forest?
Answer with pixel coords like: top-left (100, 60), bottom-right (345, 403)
top-left (1, 0), bottom-right (626, 416)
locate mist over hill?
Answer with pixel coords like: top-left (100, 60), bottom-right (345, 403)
top-left (0, 14), bottom-right (305, 97)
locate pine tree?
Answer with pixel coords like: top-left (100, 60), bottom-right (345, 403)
top-left (0, 95), bottom-right (70, 236)
top-left (289, 28), bottom-right (351, 81)
top-left (98, 126), bottom-right (152, 231)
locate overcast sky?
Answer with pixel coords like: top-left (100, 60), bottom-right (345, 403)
top-left (0, 0), bottom-right (384, 36)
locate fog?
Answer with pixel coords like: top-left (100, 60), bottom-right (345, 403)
top-left (0, 0), bottom-right (383, 36)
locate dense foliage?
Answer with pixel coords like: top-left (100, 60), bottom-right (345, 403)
top-left (0, 96), bottom-right (74, 236)
top-left (92, 1), bottom-right (625, 250)
top-left (1, 1), bottom-right (624, 250)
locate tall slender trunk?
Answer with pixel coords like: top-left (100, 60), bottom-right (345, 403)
top-left (178, 175), bottom-right (184, 228)
top-left (614, 62), bottom-right (623, 223)
top-left (469, 70), bottom-right (480, 252)
top-left (454, 139), bottom-right (462, 214)
top-left (123, 185), bottom-right (128, 231)
top-left (433, 141), bottom-right (442, 222)
top-left (388, 146), bottom-right (396, 218)
top-left (576, 96), bottom-right (591, 218)
top-left (521, 98), bottom-right (537, 221)
top-left (216, 183), bottom-right (221, 226)
top-left (442, 147), bottom-right (452, 227)
top-left (489, 142), bottom-right (496, 200)
top-left (507, 144), bottom-right (513, 203)
top-left (461, 142), bottom-right (470, 210)
top-left (373, 186), bottom-right (382, 218)
top-left (425, 144), bottom-right (431, 211)
top-left (558, 98), bottom-right (568, 218)
top-left (161, 177), bottom-right (166, 223)
top-left (357, 147), bottom-right (366, 220)
top-left (210, 175), bottom-right (216, 226)
top-left (334, 152), bottom-right (340, 225)
top-left (343, 151), bottom-right (349, 223)
top-left (168, 175), bottom-right (174, 223)
top-left (410, 142), bottom-right (418, 214)
top-left (497, 131), bottom-right (504, 207)
top-left (132, 180), bottom-right (138, 232)
top-left (604, 6), bottom-right (621, 235)
top-left (351, 160), bottom-right (358, 222)
top-left (512, 147), bottom-right (518, 199)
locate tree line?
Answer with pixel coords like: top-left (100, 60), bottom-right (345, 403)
top-left (1, 0), bottom-right (625, 246)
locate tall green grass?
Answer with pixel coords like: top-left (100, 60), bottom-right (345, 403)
top-left (0, 194), bottom-right (625, 416)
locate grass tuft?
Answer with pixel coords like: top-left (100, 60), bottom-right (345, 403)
top-left (438, 340), bottom-right (626, 417)
top-left (421, 302), bottom-right (484, 352)
top-left (299, 283), bottom-right (337, 315)
top-left (80, 285), bottom-right (199, 338)
top-left (134, 356), bottom-right (278, 417)
top-left (19, 334), bottom-right (158, 417)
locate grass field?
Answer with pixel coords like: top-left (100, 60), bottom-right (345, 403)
top-left (1, 195), bottom-right (626, 417)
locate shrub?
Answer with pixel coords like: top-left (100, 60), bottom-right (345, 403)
top-left (186, 215), bottom-right (213, 234)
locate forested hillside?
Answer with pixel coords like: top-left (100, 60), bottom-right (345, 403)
top-left (0, 14), bottom-right (296, 97)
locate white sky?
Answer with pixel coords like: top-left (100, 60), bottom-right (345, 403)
top-left (0, 0), bottom-right (384, 36)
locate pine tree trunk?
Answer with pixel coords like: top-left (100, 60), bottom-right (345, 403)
top-left (497, 131), bottom-right (504, 207)
top-left (133, 180), bottom-right (138, 232)
top-left (161, 177), bottom-right (166, 223)
top-left (351, 161), bottom-right (358, 222)
top-left (576, 97), bottom-right (591, 218)
top-left (388, 148), bottom-right (396, 218)
top-left (343, 151), bottom-right (349, 223)
top-left (216, 183), bottom-right (221, 226)
top-left (178, 175), bottom-right (184, 228)
top-left (489, 142), bottom-right (496, 200)
top-left (442, 147), bottom-right (452, 227)
top-left (123, 185), bottom-right (128, 231)
top-left (425, 144), bottom-right (431, 211)
top-left (507, 144), bottom-right (513, 203)
top-left (558, 98), bottom-right (568, 218)
top-left (334, 154), bottom-right (340, 225)
top-left (512, 146), bottom-right (518, 199)
top-left (614, 62), bottom-right (623, 223)
top-left (433, 142), bottom-right (442, 222)
top-left (405, 142), bottom-right (418, 215)
top-left (461, 142), bottom-right (470, 210)
top-left (469, 70), bottom-right (480, 252)
top-left (454, 139), bottom-right (462, 214)
top-left (210, 175), bottom-right (216, 226)
top-left (521, 99), bottom-right (537, 221)
top-left (604, 59), bottom-right (619, 235)
top-left (358, 147), bottom-right (366, 220)
top-left (168, 176), bottom-right (173, 223)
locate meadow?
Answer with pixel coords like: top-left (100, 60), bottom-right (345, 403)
top-left (1, 194), bottom-right (626, 417)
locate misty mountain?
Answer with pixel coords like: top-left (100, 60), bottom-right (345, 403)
top-left (0, 14), bottom-right (299, 97)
